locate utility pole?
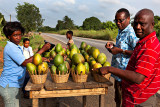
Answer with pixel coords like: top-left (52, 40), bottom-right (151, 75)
top-left (10, 14), bottom-right (11, 22)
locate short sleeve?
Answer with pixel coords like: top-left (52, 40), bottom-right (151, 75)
top-left (7, 46), bottom-right (25, 65)
top-left (128, 32), bottom-right (139, 49)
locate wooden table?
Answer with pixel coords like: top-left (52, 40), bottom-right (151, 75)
top-left (25, 73), bottom-right (113, 107)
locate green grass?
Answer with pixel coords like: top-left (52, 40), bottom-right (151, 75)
top-left (0, 34), bottom-right (44, 53)
top-left (53, 29), bottom-right (118, 41)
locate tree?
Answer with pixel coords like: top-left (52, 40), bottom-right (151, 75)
top-left (154, 16), bottom-right (160, 37)
top-left (82, 17), bottom-right (102, 30)
top-left (56, 20), bottom-right (64, 30)
top-left (0, 12), bottom-right (6, 36)
top-left (0, 13), bottom-right (6, 26)
top-left (102, 21), bottom-right (117, 30)
top-left (63, 16), bottom-right (75, 29)
top-left (55, 16), bottom-right (75, 30)
top-left (15, 2), bottom-right (44, 33)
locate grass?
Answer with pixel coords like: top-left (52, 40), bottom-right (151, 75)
top-left (47, 29), bottom-right (118, 41)
top-left (0, 34), bottom-right (44, 53)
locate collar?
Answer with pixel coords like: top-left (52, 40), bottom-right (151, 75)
top-left (138, 31), bottom-right (156, 44)
top-left (7, 41), bottom-right (22, 49)
top-left (119, 24), bottom-right (131, 33)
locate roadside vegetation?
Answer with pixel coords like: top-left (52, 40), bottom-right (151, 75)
top-left (0, 34), bottom-right (44, 52)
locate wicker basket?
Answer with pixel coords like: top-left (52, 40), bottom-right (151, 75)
top-left (27, 69), bottom-right (48, 84)
top-left (30, 73), bottom-right (48, 84)
top-left (92, 72), bottom-right (111, 82)
top-left (50, 70), bottom-right (70, 83)
top-left (71, 71), bottom-right (88, 83)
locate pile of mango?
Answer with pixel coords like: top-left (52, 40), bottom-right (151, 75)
top-left (26, 53), bottom-right (48, 75)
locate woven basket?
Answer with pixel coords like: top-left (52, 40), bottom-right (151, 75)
top-left (50, 70), bottom-right (70, 83)
top-left (27, 69), bottom-right (48, 84)
top-left (71, 71), bottom-right (88, 83)
top-left (29, 73), bottom-right (48, 84)
top-left (92, 72), bottom-right (111, 82)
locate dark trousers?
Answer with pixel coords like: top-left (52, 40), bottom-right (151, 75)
top-left (134, 94), bottom-right (157, 107)
top-left (114, 80), bottom-right (122, 107)
top-left (22, 72), bottom-right (30, 93)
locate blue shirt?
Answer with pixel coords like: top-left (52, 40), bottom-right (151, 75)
top-left (0, 41), bottom-right (26, 88)
top-left (111, 24), bottom-right (139, 81)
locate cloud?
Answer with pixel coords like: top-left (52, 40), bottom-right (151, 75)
top-left (98, 0), bottom-right (120, 4)
top-left (64, 0), bottom-right (75, 4)
top-left (94, 12), bottom-right (105, 18)
top-left (53, 1), bottom-right (65, 7)
top-left (78, 5), bottom-right (89, 12)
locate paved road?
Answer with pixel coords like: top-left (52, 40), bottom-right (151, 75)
top-left (43, 33), bottom-right (113, 63)
top-left (42, 33), bottom-right (116, 107)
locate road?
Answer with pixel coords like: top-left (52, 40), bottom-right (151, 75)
top-left (43, 33), bottom-right (113, 63)
top-left (42, 33), bottom-right (116, 107)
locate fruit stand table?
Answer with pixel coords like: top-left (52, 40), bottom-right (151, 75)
top-left (25, 73), bottom-right (113, 107)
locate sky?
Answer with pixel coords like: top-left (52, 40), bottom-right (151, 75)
top-left (0, 0), bottom-right (159, 28)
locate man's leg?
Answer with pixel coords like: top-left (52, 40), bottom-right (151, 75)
top-left (135, 94), bottom-right (157, 107)
top-left (114, 80), bottom-right (122, 107)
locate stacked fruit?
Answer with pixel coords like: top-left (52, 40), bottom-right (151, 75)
top-left (48, 43), bottom-right (70, 75)
top-left (26, 53), bottom-right (48, 75)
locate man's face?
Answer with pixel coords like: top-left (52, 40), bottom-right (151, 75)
top-left (8, 30), bottom-right (22, 45)
top-left (115, 12), bottom-right (130, 30)
top-left (133, 14), bottom-right (154, 39)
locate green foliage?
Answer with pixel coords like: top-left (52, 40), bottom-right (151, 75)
top-left (82, 17), bottom-right (102, 30)
top-left (56, 16), bottom-right (75, 30)
top-left (0, 12), bottom-right (6, 36)
top-left (0, 13), bottom-right (6, 26)
top-left (154, 15), bottom-right (160, 38)
top-left (15, 2), bottom-right (44, 33)
top-left (102, 21), bottom-right (117, 30)
top-left (38, 26), bottom-right (55, 32)
top-left (57, 29), bottom-right (118, 41)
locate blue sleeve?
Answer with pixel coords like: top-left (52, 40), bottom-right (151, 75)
top-left (7, 46), bottom-right (25, 65)
top-left (127, 32), bottom-right (139, 49)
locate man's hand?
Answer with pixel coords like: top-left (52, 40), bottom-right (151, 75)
top-left (99, 67), bottom-right (109, 75)
top-left (92, 67), bottom-right (109, 75)
top-left (105, 42), bottom-right (114, 49)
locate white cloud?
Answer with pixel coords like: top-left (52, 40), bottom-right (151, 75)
top-left (94, 12), bottom-right (105, 18)
top-left (78, 5), bottom-right (89, 12)
top-left (53, 1), bottom-right (65, 7)
top-left (98, 0), bottom-right (120, 4)
top-left (64, 0), bottom-right (75, 4)
top-left (153, 0), bottom-right (160, 4)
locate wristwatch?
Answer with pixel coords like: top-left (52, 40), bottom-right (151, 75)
top-left (122, 49), bottom-right (126, 54)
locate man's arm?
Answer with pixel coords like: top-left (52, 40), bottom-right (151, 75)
top-left (107, 46), bottom-right (134, 55)
top-left (99, 66), bottom-right (146, 84)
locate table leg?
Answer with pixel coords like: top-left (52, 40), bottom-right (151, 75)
top-left (99, 95), bottom-right (105, 107)
top-left (83, 96), bottom-right (87, 107)
top-left (43, 98), bottom-right (46, 107)
top-left (33, 98), bottom-right (39, 107)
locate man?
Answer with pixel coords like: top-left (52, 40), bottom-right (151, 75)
top-left (106, 8), bottom-right (139, 107)
top-left (98, 9), bottom-right (160, 107)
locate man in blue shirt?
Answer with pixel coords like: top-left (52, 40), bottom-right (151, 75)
top-left (105, 8), bottom-right (139, 107)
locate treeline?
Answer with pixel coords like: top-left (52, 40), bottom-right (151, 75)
top-left (38, 15), bottom-right (160, 38)
top-left (38, 16), bottom-right (118, 31)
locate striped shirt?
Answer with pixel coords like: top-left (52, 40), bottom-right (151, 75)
top-left (122, 31), bottom-right (160, 107)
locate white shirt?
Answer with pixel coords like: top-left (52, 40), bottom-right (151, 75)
top-left (21, 46), bottom-right (34, 59)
